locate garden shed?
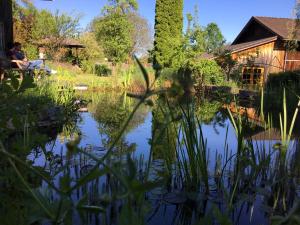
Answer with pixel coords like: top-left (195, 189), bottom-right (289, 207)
top-left (228, 16), bottom-right (300, 84)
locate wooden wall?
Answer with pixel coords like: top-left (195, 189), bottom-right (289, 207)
top-left (270, 50), bottom-right (285, 73)
top-left (0, 0), bottom-right (13, 54)
top-left (283, 51), bottom-right (300, 71)
top-left (232, 42), bottom-right (277, 79)
top-left (230, 41), bottom-right (300, 76)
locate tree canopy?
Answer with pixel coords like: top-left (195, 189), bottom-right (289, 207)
top-left (93, 12), bottom-right (133, 64)
top-left (153, 0), bottom-right (184, 69)
top-left (204, 23), bottom-right (226, 53)
top-left (92, 0), bottom-right (152, 64)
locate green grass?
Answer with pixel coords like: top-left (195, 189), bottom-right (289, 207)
top-left (49, 73), bottom-right (125, 90)
top-left (47, 62), bottom-right (156, 92)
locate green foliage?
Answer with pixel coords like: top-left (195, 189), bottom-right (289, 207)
top-left (179, 59), bottom-right (225, 86)
top-left (189, 26), bottom-right (206, 54)
top-left (153, 0), bottom-right (184, 69)
top-left (80, 60), bottom-right (94, 74)
top-left (266, 70), bottom-right (300, 89)
top-left (215, 49), bottom-right (237, 81)
top-left (95, 64), bottom-right (112, 77)
top-left (13, 1), bottom-right (80, 61)
top-left (184, 13), bottom-right (225, 58)
top-left (196, 100), bottom-right (223, 124)
top-left (93, 12), bottom-right (133, 64)
top-left (204, 23), bottom-right (226, 54)
top-left (31, 10), bottom-right (56, 40)
top-left (51, 11), bottom-right (80, 39)
top-left (22, 44), bottom-right (38, 60)
top-left (103, 0), bottom-right (139, 15)
top-left (79, 32), bottom-right (104, 61)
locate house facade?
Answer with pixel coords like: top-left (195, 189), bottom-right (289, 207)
top-left (229, 16), bottom-right (300, 85)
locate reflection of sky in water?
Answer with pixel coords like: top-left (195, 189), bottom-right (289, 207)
top-left (29, 108), bottom-right (287, 171)
top-left (26, 100), bottom-right (298, 225)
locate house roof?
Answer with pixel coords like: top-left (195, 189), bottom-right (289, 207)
top-left (228, 36), bottom-right (278, 53)
top-left (254, 16), bottom-right (300, 40)
top-left (232, 16), bottom-right (300, 45)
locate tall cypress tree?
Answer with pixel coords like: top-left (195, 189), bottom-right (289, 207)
top-left (153, 0), bottom-right (183, 70)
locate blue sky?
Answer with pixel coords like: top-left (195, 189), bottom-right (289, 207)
top-left (33, 0), bottom-right (296, 42)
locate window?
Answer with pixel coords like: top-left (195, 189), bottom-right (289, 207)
top-left (242, 67), bottom-right (264, 85)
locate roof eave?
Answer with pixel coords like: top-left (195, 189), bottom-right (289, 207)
top-left (230, 36), bottom-right (278, 54)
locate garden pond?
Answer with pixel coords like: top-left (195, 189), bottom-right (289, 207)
top-left (2, 90), bottom-right (300, 225)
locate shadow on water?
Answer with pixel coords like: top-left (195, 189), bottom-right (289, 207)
top-left (1, 84), bottom-right (300, 224)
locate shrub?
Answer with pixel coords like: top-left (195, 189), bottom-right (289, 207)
top-left (156, 68), bottom-right (178, 85)
top-left (95, 64), bottom-right (112, 77)
top-left (267, 70), bottom-right (300, 89)
top-left (81, 60), bottom-right (94, 74)
top-left (179, 59), bottom-right (225, 86)
top-left (23, 44), bottom-right (38, 60)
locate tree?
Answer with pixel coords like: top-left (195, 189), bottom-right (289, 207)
top-left (286, 0), bottom-right (300, 50)
top-left (204, 23), bottom-right (225, 53)
top-left (215, 49), bottom-right (237, 81)
top-left (31, 10), bottom-right (56, 40)
top-left (79, 32), bottom-right (104, 60)
top-left (127, 12), bottom-right (153, 57)
top-left (103, 0), bottom-right (138, 15)
top-left (93, 12), bottom-right (133, 64)
top-left (153, 0), bottom-right (184, 70)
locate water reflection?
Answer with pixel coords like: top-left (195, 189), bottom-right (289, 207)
top-left (1, 90), bottom-right (300, 225)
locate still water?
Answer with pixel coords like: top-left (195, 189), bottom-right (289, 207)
top-left (25, 91), bottom-right (300, 225)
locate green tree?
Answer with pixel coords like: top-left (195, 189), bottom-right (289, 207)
top-left (204, 23), bottom-right (225, 53)
top-left (103, 0), bottom-right (138, 14)
top-left (153, 0), bottom-right (184, 70)
top-left (79, 32), bottom-right (104, 60)
top-left (93, 12), bottom-right (133, 64)
top-left (31, 10), bottom-right (56, 40)
top-left (215, 49), bottom-right (237, 81)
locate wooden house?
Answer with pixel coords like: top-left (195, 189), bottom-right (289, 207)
top-left (0, 0), bottom-right (13, 57)
top-left (228, 16), bottom-right (300, 85)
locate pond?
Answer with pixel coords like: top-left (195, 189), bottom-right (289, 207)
top-left (2, 90), bottom-right (300, 225)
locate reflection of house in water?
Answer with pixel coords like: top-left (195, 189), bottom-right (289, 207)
top-left (227, 17), bottom-right (300, 85)
top-left (226, 102), bottom-right (298, 140)
top-left (246, 128), bottom-right (282, 140)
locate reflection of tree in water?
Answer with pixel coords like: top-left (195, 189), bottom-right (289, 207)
top-left (86, 92), bottom-right (149, 147)
top-left (151, 97), bottom-right (179, 162)
top-left (195, 99), bottom-right (226, 127)
top-left (0, 130), bottom-right (61, 224)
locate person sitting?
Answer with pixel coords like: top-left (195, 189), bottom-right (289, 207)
top-left (9, 42), bottom-right (57, 75)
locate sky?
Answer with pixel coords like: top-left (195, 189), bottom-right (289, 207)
top-left (32, 0), bottom-right (296, 42)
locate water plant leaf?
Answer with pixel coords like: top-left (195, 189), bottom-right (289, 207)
top-left (77, 205), bottom-right (106, 213)
top-left (69, 167), bottom-right (108, 192)
top-left (135, 55), bottom-right (149, 90)
top-left (213, 206), bottom-right (233, 225)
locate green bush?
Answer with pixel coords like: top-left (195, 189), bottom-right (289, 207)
top-left (267, 70), bottom-right (300, 89)
top-left (81, 60), bottom-right (94, 74)
top-left (23, 44), bottom-right (38, 60)
top-left (179, 59), bottom-right (225, 86)
top-left (95, 64), bottom-right (112, 77)
top-left (156, 68), bottom-right (177, 85)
